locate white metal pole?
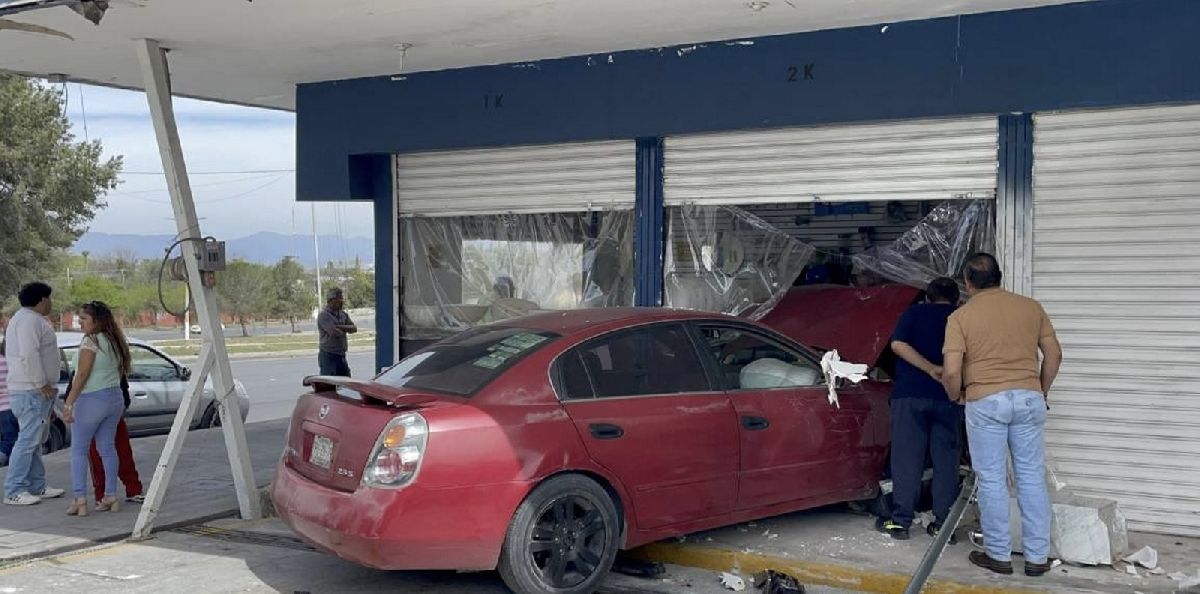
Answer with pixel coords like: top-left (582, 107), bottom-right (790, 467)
top-left (313, 202), bottom-right (322, 311)
top-left (133, 345), bottom-right (215, 539)
top-left (133, 39), bottom-right (260, 539)
top-left (183, 283), bottom-right (190, 341)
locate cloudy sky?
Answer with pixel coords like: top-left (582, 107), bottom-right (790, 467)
top-left (62, 83), bottom-right (374, 240)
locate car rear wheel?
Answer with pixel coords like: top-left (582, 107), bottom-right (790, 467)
top-left (498, 474), bottom-right (620, 594)
top-left (41, 421), bottom-right (66, 455)
top-left (200, 404), bottom-right (222, 429)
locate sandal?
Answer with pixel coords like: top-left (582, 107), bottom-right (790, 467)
top-left (66, 498), bottom-right (88, 517)
top-left (96, 496), bottom-right (121, 513)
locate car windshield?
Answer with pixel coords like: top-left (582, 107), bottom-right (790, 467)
top-left (375, 326), bottom-right (559, 396)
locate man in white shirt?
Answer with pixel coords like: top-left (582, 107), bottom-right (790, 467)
top-left (3, 282), bottom-right (65, 505)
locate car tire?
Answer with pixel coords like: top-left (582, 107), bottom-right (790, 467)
top-left (199, 404), bottom-right (222, 429)
top-left (41, 421), bottom-right (66, 455)
top-left (498, 474), bottom-right (620, 594)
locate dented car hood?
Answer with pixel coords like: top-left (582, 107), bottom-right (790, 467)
top-left (760, 284), bottom-right (920, 368)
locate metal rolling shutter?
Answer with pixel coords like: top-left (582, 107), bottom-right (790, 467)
top-left (395, 140), bottom-right (635, 216)
top-left (664, 117), bottom-right (998, 205)
top-left (1033, 104), bottom-right (1200, 536)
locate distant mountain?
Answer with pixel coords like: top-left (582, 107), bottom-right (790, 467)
top-left (73, 231), bottom-right (375, 268)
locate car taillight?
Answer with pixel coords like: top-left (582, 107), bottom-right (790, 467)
top-left (362, 413), bottom-right (427, 488)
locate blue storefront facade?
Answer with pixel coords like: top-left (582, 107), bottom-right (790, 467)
top-left (293, 0), bottom-right (1200, 536)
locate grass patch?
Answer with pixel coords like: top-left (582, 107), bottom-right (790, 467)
top-left (154, 331), bottom-right (374, 357)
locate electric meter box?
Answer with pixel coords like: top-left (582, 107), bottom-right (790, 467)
top-left (199, 241), bottom-right (226, 272)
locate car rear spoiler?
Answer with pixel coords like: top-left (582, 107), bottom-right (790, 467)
top-left (301, 375), bottom-right (445, 408)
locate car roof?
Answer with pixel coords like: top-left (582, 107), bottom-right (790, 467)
top-left (56, 332), bottom-right (151, 349)
top-left (505, 307), bottom-right (740, 336)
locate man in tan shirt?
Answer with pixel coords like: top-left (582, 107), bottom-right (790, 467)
top-left (941, 253), bottom-right (1063, 578)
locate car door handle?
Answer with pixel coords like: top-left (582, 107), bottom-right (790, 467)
top-left (741, 415), bottom-right (770, 431)
top-left (133, 391), bottom-right (149, 398)
top-left (588, 423), bottom-right (624, 440)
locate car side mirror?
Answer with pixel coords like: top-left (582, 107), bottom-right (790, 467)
top-left (180, 367), bottom-right (193, 381)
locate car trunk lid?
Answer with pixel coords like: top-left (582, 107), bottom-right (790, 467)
top-left (760, 284), bottom-right (920, 368)
top-left (285, 376), bottom-right (463, 492)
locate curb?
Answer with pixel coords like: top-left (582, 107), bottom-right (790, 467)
top-left (629, 542), bottom-right (1045, 594)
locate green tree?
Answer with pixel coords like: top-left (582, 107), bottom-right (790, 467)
top-left (214, 260), bottom-right (270, 337)
top-left (270, 256), bottom-right (315, 332)
top-left (62, 275), bottom-right (124, 315)
top-left (344, 267), bottom-right (376, 309)
top-left (0, 75), bottom-right (122, 300)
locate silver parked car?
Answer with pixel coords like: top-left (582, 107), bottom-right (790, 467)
top-left (43, 332), bottom-right (251, 453)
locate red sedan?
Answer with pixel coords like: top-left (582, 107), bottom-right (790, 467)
top-left (273, 285), bottom-right (917, 594)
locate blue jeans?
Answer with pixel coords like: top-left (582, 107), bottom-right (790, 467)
top-left (4, 390), bottom-right (52, 497)
top-left (70, 387), bottom-right (124, 500)
top-left (318, 351), bottom-right (351, 377)
top-left (966, 389), bottom-right (1051, 564)
top-left (1, 409), bottom-right (19, 462)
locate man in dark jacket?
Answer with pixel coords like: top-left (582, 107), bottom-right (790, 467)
top-left (880, 277), bottom-right (963, 540)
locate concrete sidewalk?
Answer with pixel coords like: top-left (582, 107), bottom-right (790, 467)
top-left (0, 517), bottom-right (859, 594)
top-left (632, 506), bottom-right (1200, 594)
top-left (0, 419), bottom-right (288, 567)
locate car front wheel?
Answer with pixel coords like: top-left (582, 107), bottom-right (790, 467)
top-left (498, 474), bottom-right (620, 594)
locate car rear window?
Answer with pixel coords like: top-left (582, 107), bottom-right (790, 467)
top-left (375, 326), bottom-right (559, 396)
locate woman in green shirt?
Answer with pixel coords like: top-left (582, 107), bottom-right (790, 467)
top-left (63, 301), bottom-right (131, 516)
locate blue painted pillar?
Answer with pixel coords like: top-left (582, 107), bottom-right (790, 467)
top-left (352, 153), bottom-right (396, 372)
top-left (634, 138), bottom-right (665, 307)
top-left (372, 194), bottom-right (395, 372)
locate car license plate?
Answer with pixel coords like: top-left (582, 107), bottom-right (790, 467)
top-left (309, 435), bottom-right (333, 469)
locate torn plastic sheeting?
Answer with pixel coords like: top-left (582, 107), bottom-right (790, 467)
top-left (852, 200), bottom-right (995, 291)
top-left (820, 349), bottom-right (868, 408)
top-left (665, 204), bottom-right (814, 320)
top-left (399, 210), bottom-right (634, 339)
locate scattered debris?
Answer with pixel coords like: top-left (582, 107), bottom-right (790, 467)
top-left (1149, 567), bottom-right (1166, 576)
top-left (611, 556), bottom-right (665, 579)
top-left (754, 569), bottom-right (806, 594)
top-left (1122, 545), bottom-right (1159, 570)
top-left (1171, 570), bottom-right (1200, 589)
top-left (720, 571), bottom-right (747, 591)
top-left (1052, 559), bottom-right (1063, 569)
top-left (746, 1), bottom-right (769, 12)
top-left (880, 25), bottom-right (889, 33)
top-left (1124, 564), bottom-right (1139, 577)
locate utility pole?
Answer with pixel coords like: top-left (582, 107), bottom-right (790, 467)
top-left (132, 38), bottom-right (259, 539)
top-left (312, 202), bottom-right (322, 314)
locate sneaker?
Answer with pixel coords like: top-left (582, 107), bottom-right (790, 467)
top-left (33, 487), bottom-right (64, 499)
top-left (880, 520), bottom-right (911, 541)
top-left (1025, 559), bottom-right (1054, 577)
top-left (927, 521), bottom-right (959, 545)
top-left (126, 494), bottom-right (145, 504)
top-left (4, 492), bottom-right (41, 506)
top-left (969, 551), bottom-right (1014, 575)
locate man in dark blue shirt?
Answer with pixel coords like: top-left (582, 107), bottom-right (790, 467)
top-left (880, 277), bottom-right (963, 541)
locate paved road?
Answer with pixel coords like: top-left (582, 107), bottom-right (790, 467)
top-left (128, 317), bottom-right (376, 342)
top-left (234, 351), bottom-right (377, 424)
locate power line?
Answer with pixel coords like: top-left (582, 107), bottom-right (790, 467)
top-left (110, 174), bottom-right (288, 205)
top-left (120, 169), bottom-right (294, 176)
top-left (110, 172), bottom-right (282, 196)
